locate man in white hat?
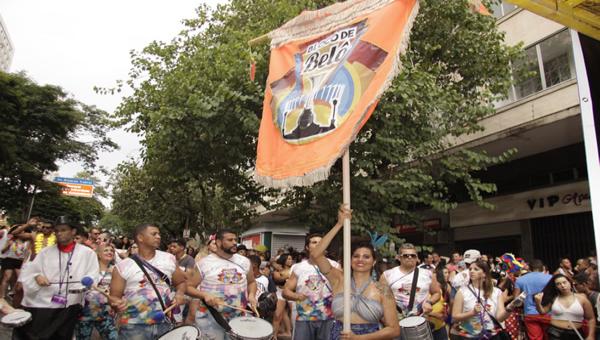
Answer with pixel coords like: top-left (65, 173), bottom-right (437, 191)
top-left (450, 249), bottom-right (481, 290)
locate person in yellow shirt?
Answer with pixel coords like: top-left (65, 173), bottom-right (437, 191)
top-left (428, 265), bottom-right (450, 340)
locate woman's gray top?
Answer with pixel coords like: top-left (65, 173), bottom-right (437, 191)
top-left (332, 278), bottom-right (384, 323)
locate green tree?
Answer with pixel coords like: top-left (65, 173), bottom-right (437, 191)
top-left (0, 71), bottom-right (116, 220)
top-left (107, 0), bottom-right (520, 239)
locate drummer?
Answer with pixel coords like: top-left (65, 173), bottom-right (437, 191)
top-left (109, 223), bottom-right (187, 340)
top-left (186, 229), bottom-right (258, 340)
top-left (15, 216), bottom-right (99, 340)
top-left (380, 243), bottom-right (441, 339)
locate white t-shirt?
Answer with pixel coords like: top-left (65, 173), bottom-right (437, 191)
top-left (115, 250), bottom-right (177, 324)
top-left (383, 266), bottom-right (432, 314)
top-left (196, 253), bottom-right (251, 320)
top-left (291, 259), bottom-right (340, 321)
top-left (452, 269), bottom-right (470, 289)
top-left (0, 231), bottom-right (9, 259)
top-left (256, 275), bottom-right (269, 300)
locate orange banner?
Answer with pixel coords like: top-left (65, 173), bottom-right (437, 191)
top-left (256, 0), bottom-right (419, 188)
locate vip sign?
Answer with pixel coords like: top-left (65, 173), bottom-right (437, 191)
top-left (53, 177), bottom-right (94, 198)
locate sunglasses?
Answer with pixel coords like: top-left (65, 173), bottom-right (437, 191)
top-left (41, 226), bottom-right (53, 230)
top-left (401, 254), bottom-right (418, 259)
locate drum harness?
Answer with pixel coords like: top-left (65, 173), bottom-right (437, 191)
top-left (130, 254), bottom-right (174, 322)
top-left (389, 267), bottom-right (419, 318)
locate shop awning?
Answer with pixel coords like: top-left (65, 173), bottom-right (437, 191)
top-left (506, 0), bottom-right (600, 41)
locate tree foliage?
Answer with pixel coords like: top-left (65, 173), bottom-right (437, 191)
top-left (0, 71), bottom-right (116, 221)
top-left (108, 0), bottom-right (521, 239)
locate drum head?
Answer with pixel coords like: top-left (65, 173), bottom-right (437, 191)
top-left (399, 316), bottom-right (427, 327)
top-left (158, 325), bottom-right (200, 340)
top-left (1, 310), bottom-right (32, 324)
top-left (229, 316), bottom-right (273, 337)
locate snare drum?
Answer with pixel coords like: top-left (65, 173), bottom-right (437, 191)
top-left (399, 316), bottom-right (433, 340)
top-left (228, 316), bottom-right (273, 340)
top-left (1, 310), bottom-right (32, 328)
top-left (157, 325), bottom-right (200, 339)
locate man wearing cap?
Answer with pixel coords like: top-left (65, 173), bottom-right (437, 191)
top-left (450, 249), bottom-right (481, 290)
top-left (15, 216), bottom-right (99, 340)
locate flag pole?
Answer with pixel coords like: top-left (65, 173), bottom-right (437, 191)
top-left (342, 148), bottom-right (351, 332)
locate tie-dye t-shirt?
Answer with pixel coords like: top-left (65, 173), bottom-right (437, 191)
top-left (80, 268), bottom-right (113, 321)
top-left (455, 285), bottom-right (502, 338)
top-left (292, 259), bottom-right (340, 321)
top-left (195, 253), bottom-right (250, 321)
top-left (116, 251), bottom-right (176, 325)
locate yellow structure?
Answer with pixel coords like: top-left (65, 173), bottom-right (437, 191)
top-left (506, 0), bottom-right (600, 40)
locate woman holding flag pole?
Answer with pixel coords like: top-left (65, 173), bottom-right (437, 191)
top-left (310, 204), bottom-right (401, 340)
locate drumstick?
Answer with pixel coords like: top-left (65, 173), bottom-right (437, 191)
top-left (163, 303), bottom-right (178, 315)
top-left (219, 303), bottom-right (254, 314)
top-left (251, 305), bottom-right (260, 318)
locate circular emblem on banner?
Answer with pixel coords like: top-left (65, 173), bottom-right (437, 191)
top-left (270, 21), bottom-right (387, 145)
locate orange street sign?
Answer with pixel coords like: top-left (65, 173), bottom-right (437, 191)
top-left (53, 177), bottom-right (94, 198)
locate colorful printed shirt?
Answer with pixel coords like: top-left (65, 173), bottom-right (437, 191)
top-left (455, 285), bottom-right (502, 338)
top-left (80, 267), bottom-right (113, 321)
top-left (195, 253), bottom-right (251, 321)
top-left (292, 259), bottom-right (340, 321)
top-left (3, 238), bottom-right (28, 259)
top-left (383, 266), bottom-right (432, 315)
top-left (116, 250), bottom-right (176, 325)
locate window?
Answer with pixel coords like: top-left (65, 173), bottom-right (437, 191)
top-left (540, 30), bottom-right (576, 87)
top-left (513, 47), bottom-right (542, 100)
top-left (491, 1), bottom-right (518, 18)
top-left (496, 30), bottom-right (576, 107)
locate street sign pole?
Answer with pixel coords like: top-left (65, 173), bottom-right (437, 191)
top-left (25, 185), bottom-right (37, 221)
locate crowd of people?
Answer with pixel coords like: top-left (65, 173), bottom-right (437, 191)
top-left (0, 208), bottom-right (598, 340)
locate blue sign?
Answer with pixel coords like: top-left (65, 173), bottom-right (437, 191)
top-left (53, 177), bottom-right (94, 186)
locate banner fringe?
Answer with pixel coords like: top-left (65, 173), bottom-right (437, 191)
top-left (269, 0), bottom-right (396, 48)
top-left (255, 166), bottom-right (332, 188)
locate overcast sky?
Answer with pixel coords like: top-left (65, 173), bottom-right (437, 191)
top-left (1, 0), bottom-right (223, 205)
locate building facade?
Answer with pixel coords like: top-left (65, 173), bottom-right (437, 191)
top-left (403, 2), bottom-right (597, 270)
top-left (0, 14), bottom-right (13, 72)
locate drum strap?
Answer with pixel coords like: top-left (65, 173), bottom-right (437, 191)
top-left (467, 286), bottom-right (505, 332)
top-left (396, 267), bottom-right (419, 316)
top-left (130, 255), bottom-right (170, 316)
top-left (407, 267), bottom-right (419, 313)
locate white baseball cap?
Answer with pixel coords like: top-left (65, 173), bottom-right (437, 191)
top-left (463, 249), bottom-right (481, 264)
